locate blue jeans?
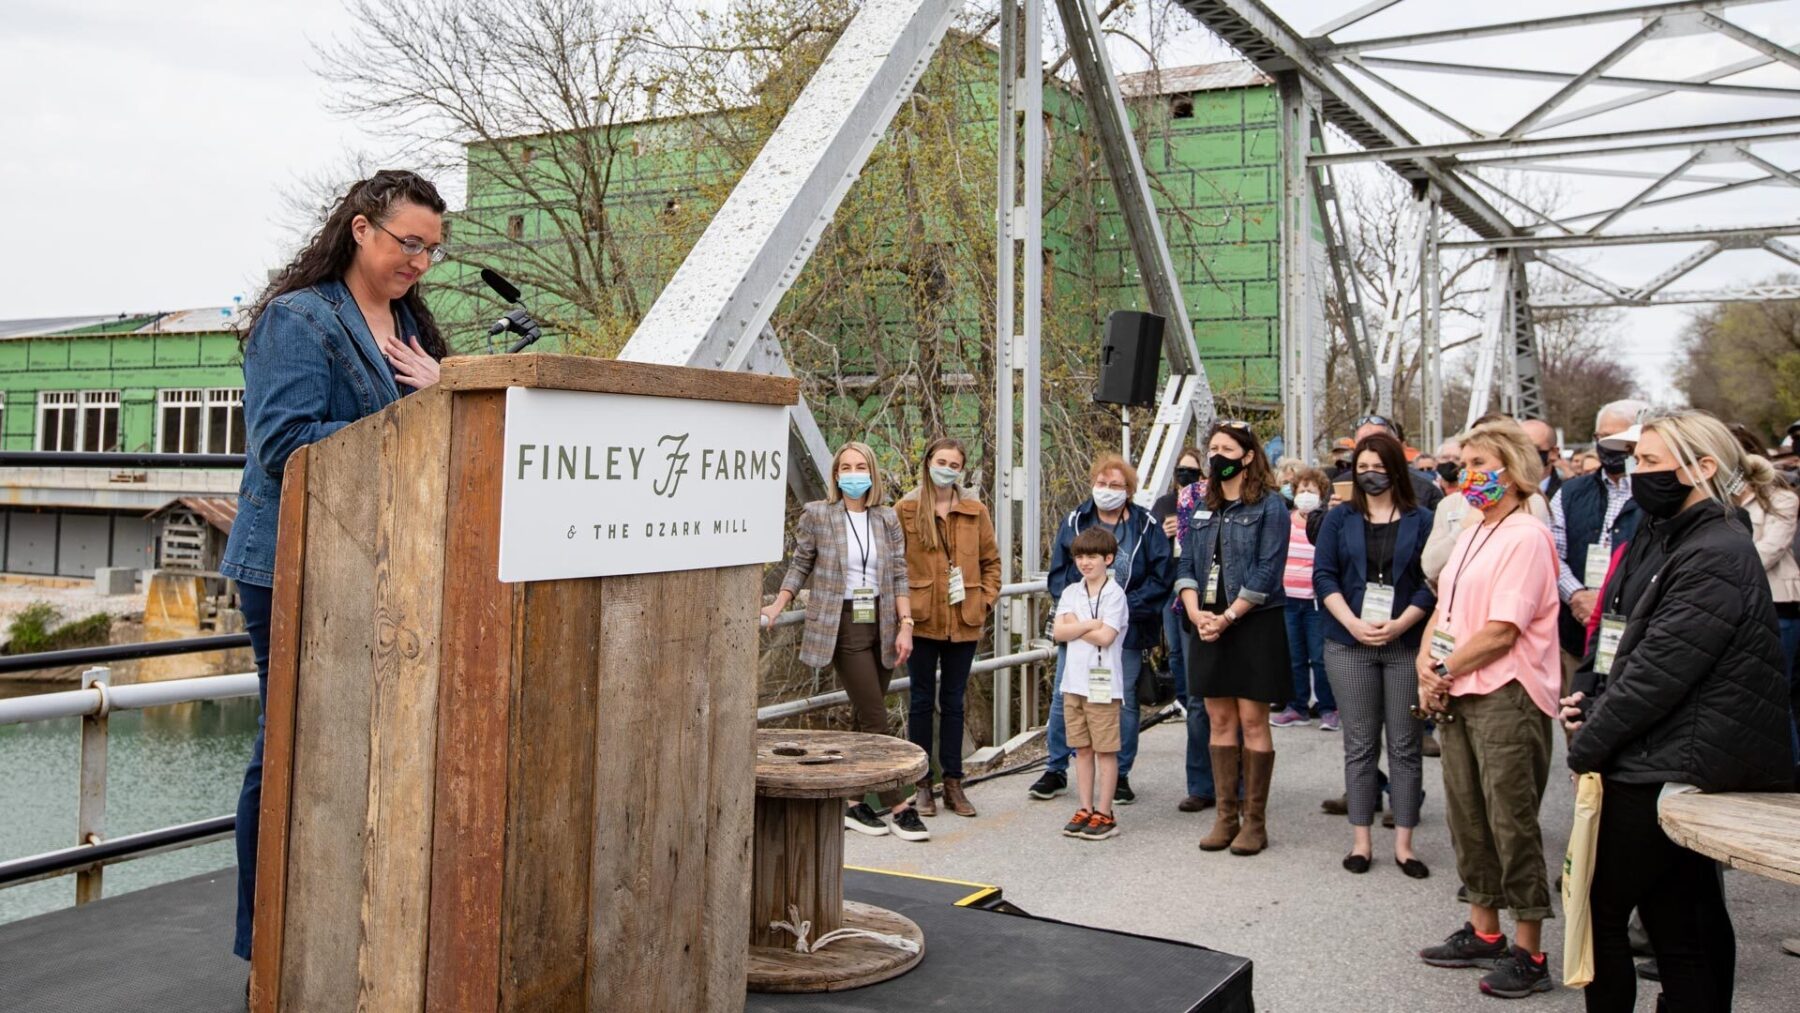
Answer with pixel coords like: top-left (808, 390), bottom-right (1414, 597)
top-left (1284, 598), bottom-right (1333, 713)
top-left (1045, 645), bottom-right (1142, 777)
top-left (1779, 616), bottom-right (1800, 761)
top-left (1185, 687), bottom-right (1215, 798)
top-left (233, 582), bottom-right (274, 960)
top-left (1162, 606), bottom-right (1188, 702)
top-left (907, 638), bottom-right (978, 780)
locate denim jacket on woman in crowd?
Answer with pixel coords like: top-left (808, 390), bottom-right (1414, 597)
top-left (1172, 491), bottom-right (1289, 613)
top-left (1310, 503), bottom-right (1437, 650)
top-left (220, 280), bottom-right (418, 587)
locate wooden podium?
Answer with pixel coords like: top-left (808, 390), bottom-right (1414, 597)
top-left (249, 356), bottom-right (799, 1012)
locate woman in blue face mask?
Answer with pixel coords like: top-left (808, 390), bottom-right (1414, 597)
top-left (761, 442), bottom-right (927, 842)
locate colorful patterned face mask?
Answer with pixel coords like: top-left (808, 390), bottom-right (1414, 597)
top-left (1461, 467), bottom-right (1508, 509)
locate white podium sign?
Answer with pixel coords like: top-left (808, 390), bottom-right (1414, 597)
top-left (498, 388), bottom-right (789, 582)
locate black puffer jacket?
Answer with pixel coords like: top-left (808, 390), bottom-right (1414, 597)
top-left (1568, 499), bottom-right (1795, 792)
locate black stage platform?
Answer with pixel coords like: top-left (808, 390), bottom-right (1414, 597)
top-left (0, 868), bottom-right (1252, 1012)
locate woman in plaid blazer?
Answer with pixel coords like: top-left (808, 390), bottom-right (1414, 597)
top-left (760, 442), bottom-right (926, 841)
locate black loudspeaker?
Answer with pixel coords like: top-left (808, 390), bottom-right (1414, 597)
top-left (1095, 310), bottom-right (1165, 407)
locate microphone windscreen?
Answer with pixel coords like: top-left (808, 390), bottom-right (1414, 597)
top-left (480, 267), bottom-right (522, 304)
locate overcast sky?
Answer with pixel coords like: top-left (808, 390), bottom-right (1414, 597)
top-left (4, 0), bottom-right (1797, 403)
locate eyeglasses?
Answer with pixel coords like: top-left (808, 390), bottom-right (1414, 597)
top-left (1215, 419), bottom-right (1253, 432)
top-left (374, 221), bottom-right (448, 264)
top-left (1357, 414), bottom-right (1393, 430)
top-left (1410, 704), bottom-right (1458, 723)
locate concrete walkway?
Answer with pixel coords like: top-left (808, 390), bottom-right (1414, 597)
top-left (847, 710), bottom-right (1798, 1012)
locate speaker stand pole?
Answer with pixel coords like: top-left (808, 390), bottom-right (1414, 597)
top-left (1120, 406), bottom-right (1132, 466)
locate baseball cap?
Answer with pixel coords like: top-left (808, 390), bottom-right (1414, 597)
top-left (1332, 437), bottom-right (1354, 451)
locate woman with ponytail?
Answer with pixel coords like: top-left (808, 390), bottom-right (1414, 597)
top-left (896, 438), bottom-right (1001, 817)
top-left (1563, 409), bottom-right (1794, 1013)
top-left (222, 169), bottom-right (450, 967)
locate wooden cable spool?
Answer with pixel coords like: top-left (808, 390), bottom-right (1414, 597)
top-left (747, 729), bottom-right (929, 993)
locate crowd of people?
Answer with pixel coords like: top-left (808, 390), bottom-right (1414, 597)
top-left (761, 404), bottom-right (1798, 1009)
top-left (227, 171), bottom-right (1795, 1010)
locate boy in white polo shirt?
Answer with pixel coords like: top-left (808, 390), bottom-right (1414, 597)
top-left (1052, 527), bottom-right (1130, 840)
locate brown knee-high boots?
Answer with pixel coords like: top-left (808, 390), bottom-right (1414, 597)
top-left (1230, 749), bottom-right (1275, 856)
top-left (1198, 745), bottom-right (1240, 851)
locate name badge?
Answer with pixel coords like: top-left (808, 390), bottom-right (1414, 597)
top-left (1087, 667), bottom-right (1113, 704)
top-left (1583, 543), bottom-right (1610, 589)
top-left (1196, 510), bottom-right (1213, 521)
top-left (851, 587), bottom-right (877, 624)
top-left (1430, 627), bottom-right (1456, 661)
top-left (1203, 564), bottom-right (1222, 605)
top-left (1594, 615), bottom-right (1627, 676)
top-left (1361, 583), bottom-right (1396, 624)
top-left (946, 565), bottom-right (967, 605)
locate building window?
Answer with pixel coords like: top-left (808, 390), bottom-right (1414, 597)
top-left (38, 390), bottom-right (120, 452)
top-left (507, 214), bottom-right (525, 241)
top-left (159, 387), bottom-right (244, 454)
top-left (1171, 95), bottom-right (1195, 119)
top-left (520, 144), bottom-right (537, 164)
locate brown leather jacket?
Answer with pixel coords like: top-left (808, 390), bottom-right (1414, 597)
top-left (895, 487), bottom-right (1002, 643)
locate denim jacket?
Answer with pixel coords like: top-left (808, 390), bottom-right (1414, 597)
top-left (1172, 493), bottom-right (1289, 612)
top-left (220, 280), bottom-right (415, 587)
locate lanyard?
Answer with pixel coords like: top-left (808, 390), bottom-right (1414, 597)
top-left (1364, 516), bottom-right (1397, 585)
top-left (1086, 577), bottom-right (1111, 618)
top-left (1444, 505), bottom-right (1518, 620)
top-left (845, 506), bottom-right (872, 581)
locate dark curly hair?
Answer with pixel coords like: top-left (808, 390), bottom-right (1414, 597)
top-left (248, 169), bottom-right (449, 358)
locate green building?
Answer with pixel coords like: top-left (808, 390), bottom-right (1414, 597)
top-left (0, 310), bottom-right (245, 577)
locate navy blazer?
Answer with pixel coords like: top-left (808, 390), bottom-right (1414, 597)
top-left (1311, 503), bottom-right (1437, 649)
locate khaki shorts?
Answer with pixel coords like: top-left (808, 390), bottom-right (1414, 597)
top-left (1063, 693), bottom-right (1121, 753)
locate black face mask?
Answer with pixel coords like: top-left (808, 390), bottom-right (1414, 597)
top-left (1355, 471), bottom-right (1393, 496)
top-left (1598, 446), bottom-right (1631, 476)
top-left (1174, 467), bottom-right (1202, 488)
top-left (1436, 461), bottom-right (1462, 484)
top-left (1632, 469), bottom-right (1693, 520)
top-left (1209, 453), bottom-right (1244, 482)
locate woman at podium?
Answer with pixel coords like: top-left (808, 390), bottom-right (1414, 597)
top-left (760, 442), bottom-right (928, 842)
top-left (219, 170), bottom-right (449, 969)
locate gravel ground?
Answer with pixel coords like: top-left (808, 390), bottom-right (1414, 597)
top-left (0, 581), bottom-right (142, 628)
top-left (847, 710), bottom-right (1798, 1012)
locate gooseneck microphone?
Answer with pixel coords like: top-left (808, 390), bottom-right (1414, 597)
top-left (480, 268), bottom-right (543, 352)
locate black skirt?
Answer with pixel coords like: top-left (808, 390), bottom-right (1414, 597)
top-left (1185, 604), bottom-right (1290, 704)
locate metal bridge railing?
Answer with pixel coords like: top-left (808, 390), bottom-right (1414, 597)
top-left (0, 579), bottom-right (1052, 903)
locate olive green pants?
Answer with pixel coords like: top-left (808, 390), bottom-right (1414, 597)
top-left (1439, 679), bottom-right (1555, 922)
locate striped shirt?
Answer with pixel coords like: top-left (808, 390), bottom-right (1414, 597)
top-left (1284, 514), bottom-right (1316, 600)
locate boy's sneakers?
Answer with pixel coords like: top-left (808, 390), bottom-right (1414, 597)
top-left (1079, 811), bottom-right (1120, 840)
top-left (1028, 771), bottom-right (1068, 800)
top-left (1270, 706), bottom-right (1310, 727)
top-left (1113, 776), bottom-right (1136, 805)
top-left (1061, 808), bottom-right (1093, 837)
top-left (1319, 710), bottom-right (1341, 732)
top-left (844, 803), bottom-right (890, 837)
top-left (1479, 947), bottom-right (1553, 998)
top-left (890, 806), bottom-right (931, 842)
top-left (1420, 923), bottom-right (1510, 968)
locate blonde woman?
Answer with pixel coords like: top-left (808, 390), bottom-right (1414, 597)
top-left (761, 443), bottom-right (924, 841)
top-left (1413, 417), bottom-right (1562, 999)
top-left (1563, 410), bottom-right (1794, 1013)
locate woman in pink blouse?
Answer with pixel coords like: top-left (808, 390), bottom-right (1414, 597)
top-left (1412, 417), bottom-right (1563, 1001)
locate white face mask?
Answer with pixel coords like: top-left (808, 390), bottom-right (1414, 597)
top-left (1092, 487), bottom-right (1129, 512)
top-left (1295, 491), bottom-right (1321, 513)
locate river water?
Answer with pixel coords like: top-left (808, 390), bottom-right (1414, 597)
top-left (0, 681), bottom-right (258, 926)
